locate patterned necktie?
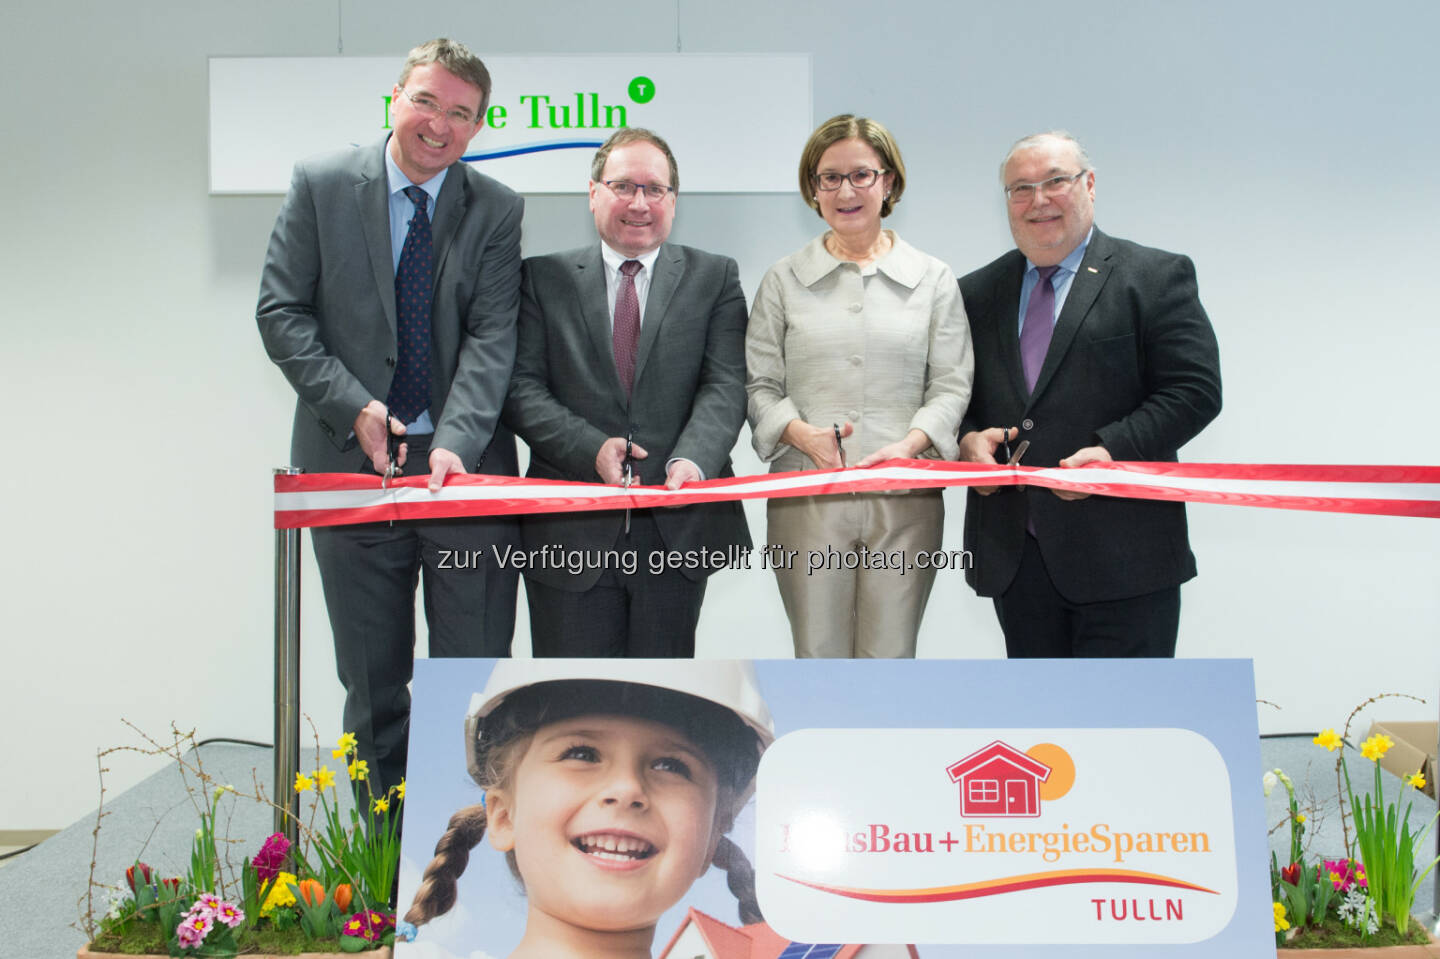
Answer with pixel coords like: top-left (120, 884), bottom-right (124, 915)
top-left (613, 259), bottom-right (642, 396)
top-left (386, 185), bottom-right (433, 423)
top-left (1020, 265), bottom-right (1060, 394)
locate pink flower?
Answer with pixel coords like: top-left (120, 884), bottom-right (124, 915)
top-left (251, 832), bottom-right (291, 883)
top-left (213, 901), bottom-right (245, 928)
top-left (193, 893), bottom-right (222, 915)
top-left (176, 910), bottom-right (212, 947)
top-left (1324, 858), bottom-right (1367, 891)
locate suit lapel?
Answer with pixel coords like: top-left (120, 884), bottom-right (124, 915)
top-left (430, 165), bottom-right (465, 280)
top-left (356, 141), bottom-right (397, 335)
top-left (1029, 230), bottom-right (1113, 405)
top-left (633, 244), bottom-right (683, 391)
top-left (573, 246), bottom-right (629, 406)
top-left (994, 253), bottom-right (1029, 405)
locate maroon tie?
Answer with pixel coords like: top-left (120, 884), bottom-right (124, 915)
top-left (1020, 265), bottom-right (1060, 394)
top-left (613, 259), bottom-right (642, 395)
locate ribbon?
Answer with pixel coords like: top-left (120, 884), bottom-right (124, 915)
top-left (274, 460), bottom-right (1440, 530)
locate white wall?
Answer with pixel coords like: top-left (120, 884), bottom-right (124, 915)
top-left (4, 0), bottom-right (1436, 830)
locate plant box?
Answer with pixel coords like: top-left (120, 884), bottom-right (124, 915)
top-left (78, 947), bottom-right (392, 959)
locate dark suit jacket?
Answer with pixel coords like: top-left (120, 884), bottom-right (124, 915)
top-left (503, 243), bottom-right (752, 590)
top-left (958, 228), bottom-right (1221, 603)
top-left (257, 137), bottom-right (522, 477)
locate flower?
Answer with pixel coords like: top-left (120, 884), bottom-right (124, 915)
top-left (1274, 901), bottom-right (1290, 932)
top-left (1296, 814), bottom-right (1306, 824)
top-left (160, 877), bottom-right (182, 897)
top-left (298, 877), bottom-right (326, 908)
top-left (1360, 733), bottom-right (1394, 762)
top-left (343, 909), bottom-right (394, 941)
top-left (214, 901), bottom-right (245, 928)
top-left (252, 832), bottom-right (291, 883)
top-left (194, 893), bottom-right (222, 915)
top-left (373, 796), bottom-right (390, 813)
top-left (294, 771), bottom-right (314, 793)
top-left (1324, 858), bottom-right (1367, 892)
top-left (1280, 862), bottom-right (1301, 885)
top-left (261, 870), bottom-right (298, 916)
top-left (396, 779), bottom-right (406, 800)
top-left (348, 757), bottom-right (369, 782)
top-left (333, 731), bottom-right (358, 759)
top-left (1407, 770), bottom-right (1427, 791)
top-left (315, 764), bottom-right (337, 791)
top-left (180, 910), bottom-right (213, 943)
top-left (1263, 771), bottom-right (1278, 796)
top-left (1314, 728), bottom-right (1342, 752)
top-left (124, 861), bottom-right (153, 894)
top-left (333, 883), bottom-right (353, 913)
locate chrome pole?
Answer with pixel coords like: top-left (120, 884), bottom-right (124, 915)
top-left (273, 467), bottom-right (303, 845)
top-left (1433, 687), bottom-right (1439, 933)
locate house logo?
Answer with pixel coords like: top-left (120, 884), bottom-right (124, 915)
top-left (945, 740), bottom-right (1075, 818)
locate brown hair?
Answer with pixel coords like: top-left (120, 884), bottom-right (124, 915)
top-left (397, 38), bottom-right (492, 120)
top-left (590, 127), bottom-right (680, 193)
top-left (404, 681), bottom-right (763, 930)
top-left (798, 114), bottom-right (907, 218)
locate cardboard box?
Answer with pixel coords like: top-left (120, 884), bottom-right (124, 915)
top-left (1367, 720), bottom-right (1438, 800)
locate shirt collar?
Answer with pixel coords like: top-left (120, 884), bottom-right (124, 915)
top-left (791, 230), bottom-right (925, 289)
top-left (600, 240), bottom-right (661, 275)
top-left (1025, 226), bottom-right (1093, 279)
top-left (384, 137), bottom-right (447, 210)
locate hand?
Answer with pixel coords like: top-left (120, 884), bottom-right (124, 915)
top-left (665, 459), bottom-right (701, 491)
top-left (856, 429), bottom-right (931, 468)
top-left (427, 448), bottom-right (465, 493)
top-left (596, 437), bottom-right (648, 486)
top-left (1054, 445), bottom-right (1112, 500)
top-left (958, 426), bottom-right (1017, 495)
top-left (782, 419), bottom-right (852, 470)
top-left (356, 400), bottom-right (406, 475)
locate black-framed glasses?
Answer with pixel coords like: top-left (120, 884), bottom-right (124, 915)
top-left (812, 168), bottom-right (886, 191)
top-left (398, 87), bottom-right (479, 127)
top-left (604, 180), bottom-right (675, 202)
top-left (1005, 170), bottom-right (1088, 204)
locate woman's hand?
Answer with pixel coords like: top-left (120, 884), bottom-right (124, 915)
top-left (782, 419), bottom-right (852, 470)
top-left (856, 429), bottom-right (931, 468)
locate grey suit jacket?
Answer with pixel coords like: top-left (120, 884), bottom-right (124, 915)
top-left (503, 242), bottom-right (752, 589)
top-left (958, 227), bottom-right (1222, 603)
top-left (257, 137), bottom-right (523, 476)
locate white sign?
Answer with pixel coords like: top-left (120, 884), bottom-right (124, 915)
top-left (756, 728), bottom-right (1238, 945)
top-left (208, 54), bottom-right (811, 194)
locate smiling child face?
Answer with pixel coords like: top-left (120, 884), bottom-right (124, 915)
top-left (484, 714), bottom-right (723, 935)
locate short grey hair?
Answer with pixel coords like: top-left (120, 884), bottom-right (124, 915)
top-left (999, 131), bottom-right (1092, 184)
top-left (398, 38), bottom-right (492, 119)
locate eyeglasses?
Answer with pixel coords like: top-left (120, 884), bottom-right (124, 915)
top-left (603, 180), bottom-right (675, 202)
top-left (812, 168), bottom-right (887, 191)
top-left (398, 87), bottom-right (479, 127)
top-left (1005, 170), bottom-right (1088, 204)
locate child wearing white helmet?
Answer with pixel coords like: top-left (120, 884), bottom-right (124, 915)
top-left (403, 659), bottom-right (774, 957)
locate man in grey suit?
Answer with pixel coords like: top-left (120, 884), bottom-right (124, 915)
top-left (257, 39), bottom-right (522, 792)
top-left (958, 131), bottom-right (1221, 658)
top-left (504, 128), bottom-right (750, 657)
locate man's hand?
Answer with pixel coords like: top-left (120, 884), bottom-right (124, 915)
top-left (665, 458), bottom-right (701, 491)
top-left (596, 437), bottom-right (649, 486)
top-left (856, 428), bottom-right (931, 468)
top-left (356, 400), bottom-right (406, 475)
top-left (782, 419), bottom-right (852, 470)
top-left (958, 426), bottom-right (1018, 495)
top-left (427, 448), bottom-right (465, 493)
top-left (1054, 445), bottom-right (1112, 500)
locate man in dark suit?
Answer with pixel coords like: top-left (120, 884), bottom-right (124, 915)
top-left (503, 127), bottom-right (750, 657)
top-left (958, 132), bottom-right (1221, 658)
top-left (257, 39), bottom-right (521, 791)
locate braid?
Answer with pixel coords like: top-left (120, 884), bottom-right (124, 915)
top-left (712, 835), bottom-right (763, 926)
top-left (403, 803), bottom-right (488, 927)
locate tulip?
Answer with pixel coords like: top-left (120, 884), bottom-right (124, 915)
top-left (1280, 862), bottom-right (1301, 885)
top-left (298, 877), bottom-right (326, 908)
top-left (333, 883), bottom-right (353, 913)
top-left (125, 861), bottom-right (153, 894)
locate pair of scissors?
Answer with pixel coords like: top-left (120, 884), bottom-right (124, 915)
top-left (622, 428), bottom-right (635, 534)
top-left (1001, 429), bottom-right (1030, 466)
top-left (383, 409), bottom-right (402, 489)
top-left (832, 423), bottom-right (847, 469)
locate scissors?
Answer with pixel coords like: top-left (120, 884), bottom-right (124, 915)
top-left (622, 428), bottom-right (635, 534)
top-left (1001, 431), bottom-right (1030, 466)
top-left (832, 423), bottom-right (847, 469)
top-left (383, 409), bottom-right (402, 489)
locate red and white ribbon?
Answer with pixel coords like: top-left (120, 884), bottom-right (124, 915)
top-left (274, 460), bottom-right (1440, 529)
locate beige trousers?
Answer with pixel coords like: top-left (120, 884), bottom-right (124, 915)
top-left (765, 490), bottom-right (944, 658)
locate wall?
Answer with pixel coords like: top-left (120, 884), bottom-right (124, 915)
top-left (2, 0), bottom-right (1436, 829)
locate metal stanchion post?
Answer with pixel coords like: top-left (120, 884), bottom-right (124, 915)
top-left (1433, 686), bottom-right (1439, 933)
top-left (273, 467), bottom-right (303, 846)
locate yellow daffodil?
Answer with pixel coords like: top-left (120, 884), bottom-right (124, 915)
top-left (348, 757), bottom-right (369, 782)
top-left (396, 779), bottom-right (406, 801)
top-left (332, 731), bottom-right (358, 759)
top-left (294, 772), bottom-right (314, 793)
top-left (261, 871), bottom-right (298, 917)
top-left (1313, 729), bottom-right (1342, 752)
top-left (1274, 901), bottom-right (1290, 932)
top-left (373, 797), bottom-right (390, 813)
top-left (1360, 733), bottom-right (1394, 762)
top-left (1407, 770), bottom-right (1427, 791)
top-left (315, 765), bottom-right (337, 791)
top-left (1296, 814), bottom-right (1306, 824)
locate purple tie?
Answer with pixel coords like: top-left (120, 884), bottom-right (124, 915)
top-left (613, 259), bottom-right (642, 396)
top-left (1020, 265), bottom-right (1060, 394)
top-left (386, 185), bottom-right (433, 423)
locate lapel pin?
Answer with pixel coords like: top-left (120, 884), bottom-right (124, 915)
top-left (1086, 266), bottom-right (1099, 273)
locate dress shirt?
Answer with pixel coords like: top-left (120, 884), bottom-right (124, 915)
top-left (382, 142), bottom-right (446, 433)
top-left (747, 231), bottom-right (973, 473)
top-left (600, 242), bottom-right (661, 328)
top-left (1016, 227), bottom-right (1093, 335)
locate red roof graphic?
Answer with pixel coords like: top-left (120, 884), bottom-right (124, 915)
top-left (656, 907), bottom-right (918, 959)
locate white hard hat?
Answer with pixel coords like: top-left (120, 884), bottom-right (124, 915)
top-left (464, 659), bottom-right (774, 791)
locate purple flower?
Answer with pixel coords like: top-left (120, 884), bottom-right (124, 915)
top-left (251, 832), bottom-right (291, 883)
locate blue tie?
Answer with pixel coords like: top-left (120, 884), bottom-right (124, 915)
top-left (387, 185), bottom-right (433, 424)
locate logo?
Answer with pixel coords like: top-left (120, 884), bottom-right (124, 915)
top-left (945, 740), bottom-right (1075, 818)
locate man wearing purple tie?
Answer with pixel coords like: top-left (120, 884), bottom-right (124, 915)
top-left (957, 132), bottom-right (1221, 658)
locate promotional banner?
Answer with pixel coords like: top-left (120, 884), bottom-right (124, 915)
top-left (395, 658), bottom-right (1271, 958)
top-left (209, 54), bottom-right (812, 194)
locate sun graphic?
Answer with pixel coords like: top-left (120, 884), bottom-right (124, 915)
top-left (1026, 743), bottom-right (1076, 801)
